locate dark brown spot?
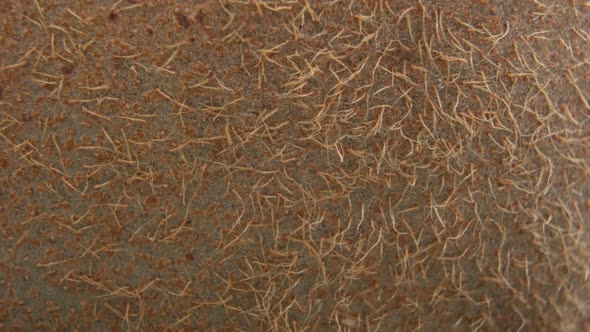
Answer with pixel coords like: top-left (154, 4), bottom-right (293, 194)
top-left (194, 9), bottom-right (205, 24)
top-left (145, 195), bottom-right (159, 208)
top-left (21, 113), bottom-right (32, 122)
top-left (184, 252), bottom-right (194, 260)
top-left (175, 12), bottom-right (190, 29)
top-left (146, 27), bottom-right (153, 35)
top-left (64, 138), bottom-right (76, 150)
top-left (61, 63), bottom-right (74, 75)
top-left (108, 11), bottom-right (118, 21)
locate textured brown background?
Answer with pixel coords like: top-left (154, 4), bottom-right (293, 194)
top-left (1, 0), bottom-right (589, 331)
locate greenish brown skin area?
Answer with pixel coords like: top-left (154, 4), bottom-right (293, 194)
top-left (1, 0), bottom-right (589, 331)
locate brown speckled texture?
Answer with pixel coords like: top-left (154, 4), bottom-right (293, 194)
top-left (1, 0), bottom-right (589, 331)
